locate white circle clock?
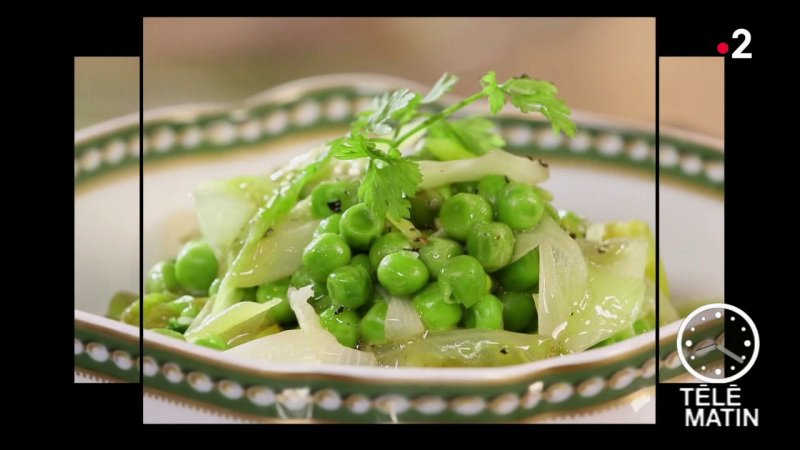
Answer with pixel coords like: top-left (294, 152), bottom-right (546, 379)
top-left (677, 303), bottom-right (759, 383)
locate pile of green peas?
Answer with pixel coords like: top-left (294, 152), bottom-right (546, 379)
top-left (295, 175), bottom-right (548, 348)
top-left (120, 238), bottom-right (228, 349)
top-left (129, 174), bottom-right (554, 350)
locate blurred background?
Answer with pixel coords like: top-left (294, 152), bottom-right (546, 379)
top-left (75, 57), bottom-right (139, 130)
top-left (74, 18), bottom-right (722, 139)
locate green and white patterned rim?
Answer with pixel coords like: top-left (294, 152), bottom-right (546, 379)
top-left (74, 74), bottom-right (724, 422)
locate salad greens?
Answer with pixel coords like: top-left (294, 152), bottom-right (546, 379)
top-left (113, 71), bottom-right (677, 367)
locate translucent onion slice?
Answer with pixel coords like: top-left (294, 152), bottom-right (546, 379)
top-left (224, 285), bottom-right (378, 366)
top-left (184, 299), bottom-right (281, 347)
top-left (417, 150), bottom-right (548, 189)
top-left (384, 296), bottom-right (426, 343)
top-left (372, 329), bottom-right (557, 367)
top-left (514, 216), bottom-right (588, 338)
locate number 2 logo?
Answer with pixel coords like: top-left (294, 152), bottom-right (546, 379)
top-left (732, 28), bottom-right (752, 59)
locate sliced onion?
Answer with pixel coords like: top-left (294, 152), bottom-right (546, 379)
top-left (225, 329), bottom-right (377, 366)
top-left (578, 238), bottom-right (648, 279)
top-left (227, 218), bottom-right (319, 287)
top-left (384, 296), bottom-right (425, 342)
top-left (417, 150), bottom-right (549, 189)
top-left (287, 285), bottom-right (321, 330)
top-left (223, 285), bottom-right (378, 366)
top-left (184, 298), bottom-right (280, 345)
top-left (514, 216), bottom-right (588, 338)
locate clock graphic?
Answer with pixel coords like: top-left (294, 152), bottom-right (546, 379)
top-left (677, 303), bottom-right (759, 383)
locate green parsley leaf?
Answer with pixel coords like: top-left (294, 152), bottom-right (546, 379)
top-left (422, 73), bottom-right (458, 104)
top-left (503, 76), bottom-right (576, 137)
top-left (392, 94), bottom-right (422, 128)
top-left (330, 135), bottom-right (371, 160)
top-left (425, 117), bottom-right (506, 160)
top-left (330, 70), bottom-right (576, 222)
top-left (367, 89), bottom-right (417, 134)
top-left (358, 152), bottom-right (421, 219)
top-left (449, 117), bottom-right (506, 155)
top-left (480, 71), bottom-right (506, 115)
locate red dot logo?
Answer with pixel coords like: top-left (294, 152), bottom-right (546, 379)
top-left (717, 42), bottom-right (729, 54)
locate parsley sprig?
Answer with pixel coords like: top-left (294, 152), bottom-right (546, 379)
top-left (330, 71), bottom-right (576, 220)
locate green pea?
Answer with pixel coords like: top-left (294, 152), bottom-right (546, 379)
top-left (360, 301), bottom-right (388, 345)
top-left (170, 295), bottom-right (206, 318)
top-left (377, 250), bottom-right (430, 296)
top-left (291, 267), bottom-right (329, 305)
top-left (256, 277), bottom-right (290, 302)
top-left (438, 255), bottom-right (486, 307)
top-left (327, 264), bottom-right (373, 309)
top-left (476, 175), bottom-right (508, 209)
top-left (497, 248), bottom-right (540, 292)
top-left (320, 305), bottom-right (361, 348)
top-left (141, 292), bottom-right (181, 329)
top-left (559, 210), bottom-right (587, 239)
top-left (291, 267), bottom-right (316, 289)
top-left (208, 278), bottom-right (221, 296)
top-left (314, 213), bottom-right (342, 237)
top-left (339, 203), bottom-right (384, 251)
top-left (120, 299), bottom-right (140, 326)
top-left (409, 189), bottom-right (446, 229)
top-left (499, 292), bottom-right (536, 332)
top-left (192, 334), bottom-right (229, 351)
top-left (256, 277), bottom-right (295, 324)
top-left (439, 193), bottom-right (493, 241)
top-left (368, 232), bottom-right (413, 269)
top-left (466, 221), bottom-right (515, 272)
top-left (150, 328), bottom-right (186, 340)
top-left (463, 294), bottom-right (504, 330)
top-left (496, 183), bottom-right (545, 231)
top-left (302, 232), bottom-right (352, 282)
top-left (106, 291), bottom-right (138, 320)
top-left (145, 260), bottom-right (181, 294)
top-left (349, 254), bottom-right (373, 277)
top-left (418, 238), bottom-right (463, 280)
top-left (175, 239), bottom-right (219, 293)
top-left (310, 180), bottom-right (359, 218)
top-left (412, 283), bottom-right (462, 330)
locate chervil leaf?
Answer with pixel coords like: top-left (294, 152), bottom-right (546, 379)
top-left (392, 94), bottom-right (422, 127)
top-left (425, 117), bottom-right (506, 160)
top-left (367, 89), bottom-right (416, 134)
top-left (422, 73), bottom-right (458, 104)
top-left (501, 76), bottom-right (576, 137)
top-left (330, 135), bottom-right (371, 160)
top-left (329, 71), bottom-right (576, 222)
top-left (503, 77), bottom-right (558, 98)
top-left (358, 151), bottom-right (421, 220)
top-left (449, 117), bottom-right (506, 155)
top-left (480, 71), bottom-right (506, 115)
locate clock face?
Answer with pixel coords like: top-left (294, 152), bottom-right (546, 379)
top-left (677, 303), bottom-right (759, 383)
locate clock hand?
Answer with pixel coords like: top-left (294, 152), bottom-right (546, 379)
top-left (715, 344), bottom-right (744, 364)
top-left (692, 343), bottom-right (716, 355)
